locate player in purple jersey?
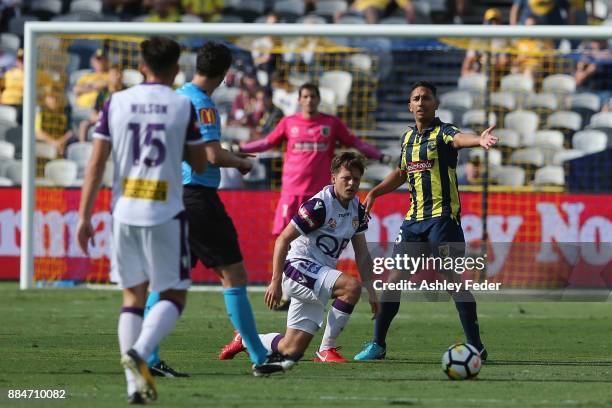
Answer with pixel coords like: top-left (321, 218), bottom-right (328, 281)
top-left (219, 153), bottom-right (379, 365)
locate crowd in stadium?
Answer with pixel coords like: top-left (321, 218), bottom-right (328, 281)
top-left (0, 0), bottom-right (610, 189)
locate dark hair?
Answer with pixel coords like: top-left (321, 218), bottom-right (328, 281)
top-left (256, 87), bottom-right (273, 98)
top-left (298, 83), bottom-right (320, 99)
top-left (331, 152), bottom-right (365, 176)
top-left (196, 42), bottom-right (233, 78)
top-left (409, 80), bottom-right (437, 99)
top-left (140, 37), bottom-right (181, 77)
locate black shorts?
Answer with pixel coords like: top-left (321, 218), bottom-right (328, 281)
top-left (183, 185), bottom-right (243, 269)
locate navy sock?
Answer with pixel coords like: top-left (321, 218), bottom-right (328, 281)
top-left (373, 300), bottom-right (400, 348)
top-left (453, 292), bottom-right (483, 350)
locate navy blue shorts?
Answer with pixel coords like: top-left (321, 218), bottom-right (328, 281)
top-left (393, 216), bottom-right (465, 260)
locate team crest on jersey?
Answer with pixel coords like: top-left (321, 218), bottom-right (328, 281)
top-left (199, 108), bottom-right (217, 125)
top-left (290, 126), bottom-right (299, 136)
top-left (352, 216), bottom-right (359, 230)
top-left (427, 140), bottom-right (437, 151)
top-left (320, 126), bottom-right (330, 136)
top-left (327, 218), bottom-right (337, 229)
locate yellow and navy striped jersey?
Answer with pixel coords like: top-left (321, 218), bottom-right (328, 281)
top-left (399, 117), bottom-right (461, 221)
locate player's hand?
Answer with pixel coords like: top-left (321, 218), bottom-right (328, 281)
top-left (264, 281), bottom-right (282, 310)
top-left (76, 219), bottom-right (95, 256)
top-left (479, 125), bottom-right (498, 150)
top-left (238, 159), bottom-right (252, 175)
top-left (364, 192), bottom-right (376, 217)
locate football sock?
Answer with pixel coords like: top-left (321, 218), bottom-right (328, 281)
top-left (453, 291), bottom-right (483, 350)
top-left (132, 300), bottom-right (182, 362)
top-left (144, 291), bottom-right (161, 367)
top-left (320, 299), bottom-right (354, 351)
top-left (118, 307), bottom-right (143, 395)
top-left (373, 298), bottom-right (400, 348)
top-left (252, 333), bottom-right (283, 353)
top-left (223, 286), bottom-right (269, 365)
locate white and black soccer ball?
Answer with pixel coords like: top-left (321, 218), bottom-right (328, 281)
top-left (441, 343), bottom-right (481, 380)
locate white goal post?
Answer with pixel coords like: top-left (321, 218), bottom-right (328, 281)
top-left (20, 22), bottom-right (612, 289)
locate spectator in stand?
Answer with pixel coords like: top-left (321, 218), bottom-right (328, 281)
top-left (73, 49), bottom-right (110, 110)
top-left (144, 0), bottom-right (180, 22)
top-left (511, 17), bottom-right (554, 79)
top-left (457, 156), bottom-right (483, 186)
top-left (251, 13), bottom-right (279, 85)
top-left (78, 65), bottom-right (124, 142)
top-left (0, 0), bottom-right (22, 32)
top-left (35, 85), bottom-right (75, 156)
top-left (249, 87), bottom-right (284, 139)
top-left (0, 49), bottom-right (16, 78)
top-left (182, 0), bottom-right (224, 22)
top-left (510, 0), bottom-right (568, 25)
top-left (228, 71), bottom-right (259, 127)
top-left (575, 39), bottom-right (612, 109)
top-left (335, 0), bottom-right (416, 24)
top-left (103, 0), bottom-right (143, 20)
top-left (1, 48), bottom-right (23, 109)
top-left (461, 8), bottom-right (510, 79)
top-left (569, 0), bottom-right (591, 25)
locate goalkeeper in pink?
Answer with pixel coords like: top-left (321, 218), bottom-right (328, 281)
top-left (240, 83), bottom-right (389, 235)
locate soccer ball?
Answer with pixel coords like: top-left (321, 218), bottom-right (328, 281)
top-left (441, 343), bottom-right (481, 380)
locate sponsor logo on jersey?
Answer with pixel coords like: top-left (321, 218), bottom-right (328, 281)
top-left (320, 126), bottom-right (330, 136)
top-left (122, 178), bottom-right (168, 201)
top-left (199, 108), bottom-right (217, 125)
top-left (405, 160), bottom-right (434, 173)
top-left (299, 206), bottom-right (315, 227)
top-left (352, 216), bottom-right (359, 230)
top-left (327, 218), bottom-right (337, 229)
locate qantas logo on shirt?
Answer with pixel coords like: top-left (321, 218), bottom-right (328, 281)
top-left (199, 108), bottom-right (217, 125)
top-left (405, 160), bottom-right (434, 173)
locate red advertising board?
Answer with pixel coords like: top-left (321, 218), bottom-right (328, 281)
top-left (0, 188), bottom-right (610, 286)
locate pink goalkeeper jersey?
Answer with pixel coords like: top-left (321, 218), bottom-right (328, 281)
top-left (241, 112), bottom-right (382, 196)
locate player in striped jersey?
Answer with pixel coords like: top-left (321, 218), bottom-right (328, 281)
top-left (354, 81), bottom-right (497, 362)
top-left (76, 37), bottom-right (207, 404)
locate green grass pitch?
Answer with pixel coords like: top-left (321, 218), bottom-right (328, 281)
top-left (1, 282), bottom-right (611, 407)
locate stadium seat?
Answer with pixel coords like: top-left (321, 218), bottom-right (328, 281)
top-left (0, 121), bottom-right (18, 140)
top-left (273, 89), bottom-right (299, 116)
top-left (226, 0), bottom-right (264, 22)
top-left (491, 165), bottom-right (525, 186)
top-left (458, 73), bottom-right (487, 95)
top-left (364, 164), bottom-right (393, 183)
top-left (243, 160), bottom-right (267, 183)
top-left (216, 14), bottom-right (245, 23)
top-left (4, 126), bottom-right (22, 159)
top-left (510, 148), bottom-right (544, 168)
top-left (542, 74), bottom-right (576, 106)
top-left (500, 74), bottom-right (534, 106)
top-left (490, 91), bottom-right (517, 112)
top-left (505, 110), bottom-right (539, 146)
top-left (0, 33), bottom-right (21, 54)
top-left (379, 16), bottom-right (407, 24)
top-left (122, 69), bottom-right (143, 87)
top-left (45, 159), bottom-right (78, 187)
top-left (69, 0), bottom-right (103, 13)
top-left (0, 158), bottom-right (12, 177)
top-left (273, 0), bottom-right (306, 22)
top-left (0, 176), bottom-right (12, 186)
top-left (211, 86), bottom-right (241, 109)
top-left (534, 130), bottom-right (564, 164)
top-left (469, 148), bottom-right (502, 167)
top-left (315, 0), bottom-right (348, 21)
top-left (35, 142), bottom-right (57, 160)
top-left (5, 160), bottom-right (22, 185)
top-left (296, 14), bottom-right (327, 24)
top-left (180, 14), bottom-right (203, 23)
top-left (569, 92), bottom-right (600, 124)
top-left (319, 86), bottom-right (338, 115)
top-left (572, 130), bottom-right (607, 153)
top-left (494, 128), bottom-right (521, 148)
top-left (440, 90), bottom-right (473, 111)
top-left (178, 51), bottom-right (197, 81)
top-left (337, 15), bottom-right (366, 24)
top-left (0, 106), bottom-right (18, 123)
top-left (174, 71), bottom-right (186, 87)
top-left (223, 126), bottom-right (251, 142)
top-left (436, 109), bottom-right (453, 124)
top-left (546, 111), bottom-right (582, 132)
top-left (552, 149), bottom-right (584, 165)
top-left (219, 167), bottom-right (245, 189)
top-left (66, 142), bottom-right (93, 178)
top-left (349, 54), bottom-right (373, 72)
top-left (320, 71), bottom-right (352, 107)
top-left (462, 110), bottom-right (496, 129)
top-left (533, 165), bottom-right (565, 186)
top-left (589, 112), bottom-right (612, 129)
top-left (0, 140), bottom-right (16, 159)
top-left (30, 0), bottom-right (63, 18)
top-left (525, 93), bottom-right (558, 112)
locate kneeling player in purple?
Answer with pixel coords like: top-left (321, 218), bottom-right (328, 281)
top-left (219, 152), bottom-right (379, 365)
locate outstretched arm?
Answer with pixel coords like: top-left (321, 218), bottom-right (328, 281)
top-left (452, 125), bottom-right (498, 150)
top-left (365, 168), bottom-right (407, 214)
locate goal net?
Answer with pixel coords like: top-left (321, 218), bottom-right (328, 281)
top-left (15, 23), bottom-right (610, 292)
